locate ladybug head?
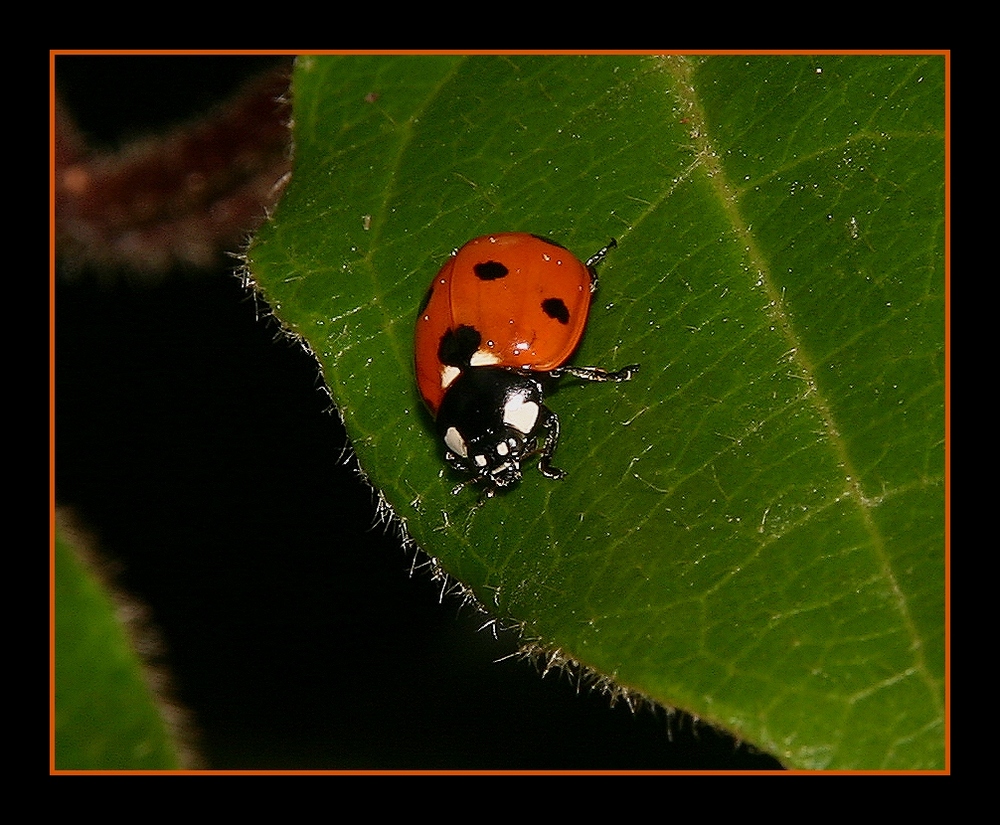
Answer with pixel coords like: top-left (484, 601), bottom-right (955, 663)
top-left (444, 427), bottom-right (528, 492)
top-left (436, 367), bottom-right (546, 494)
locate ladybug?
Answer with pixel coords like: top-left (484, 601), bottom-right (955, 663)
top-left (414, 232), bottom-right (639, 495)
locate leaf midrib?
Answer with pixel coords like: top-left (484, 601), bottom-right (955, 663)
top-left (659, 55), bottom-right (941, 719)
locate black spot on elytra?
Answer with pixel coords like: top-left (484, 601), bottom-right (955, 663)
top-left (542, 297), bottom-right (570, 324)
top-left (438, 324), bottom-right (482, 367)
top-left (473, 260), bottom-right (509, 280)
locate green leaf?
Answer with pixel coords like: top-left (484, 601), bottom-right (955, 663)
top-left (248, 54), bottom-right (945, 770)
top-left (54, 522), bottom-right (182, 770)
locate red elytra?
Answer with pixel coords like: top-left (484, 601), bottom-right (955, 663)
top-left (414, 232), bottom-right (595, 415)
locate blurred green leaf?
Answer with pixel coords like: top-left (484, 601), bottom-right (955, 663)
top-left (55, 523), bottom-right (181, 770)
top-left (248, 54), bottom-right (945, 769)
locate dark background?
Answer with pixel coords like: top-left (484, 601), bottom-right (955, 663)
top-left (54, 54), bottom-right (783, 770)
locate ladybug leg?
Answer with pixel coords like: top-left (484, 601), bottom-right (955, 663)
top-left (584, 238), bottom-right (617, 293)
top-left (536, 406), bottom-right (567, 480)
top-left (450, 477), bottom-right (497, 499)
top-left (445, 450), bottom-right (503, 498)
top-left (549, 363), bottom-right (640, 383)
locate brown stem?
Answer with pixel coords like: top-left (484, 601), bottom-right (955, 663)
top-left (56, 61), bottom-right (294, 273)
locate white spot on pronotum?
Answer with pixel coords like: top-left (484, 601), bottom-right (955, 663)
top-left (444, 427), bottom-right (467, 458)
top-left (441, 365), bottom-right (462, 390)
top-left (470, 349), bottom-right (502, 367)
top-left (496, 441), bottom-right (509, 456)
top-left (503, 394), bottom-right (539, 435)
